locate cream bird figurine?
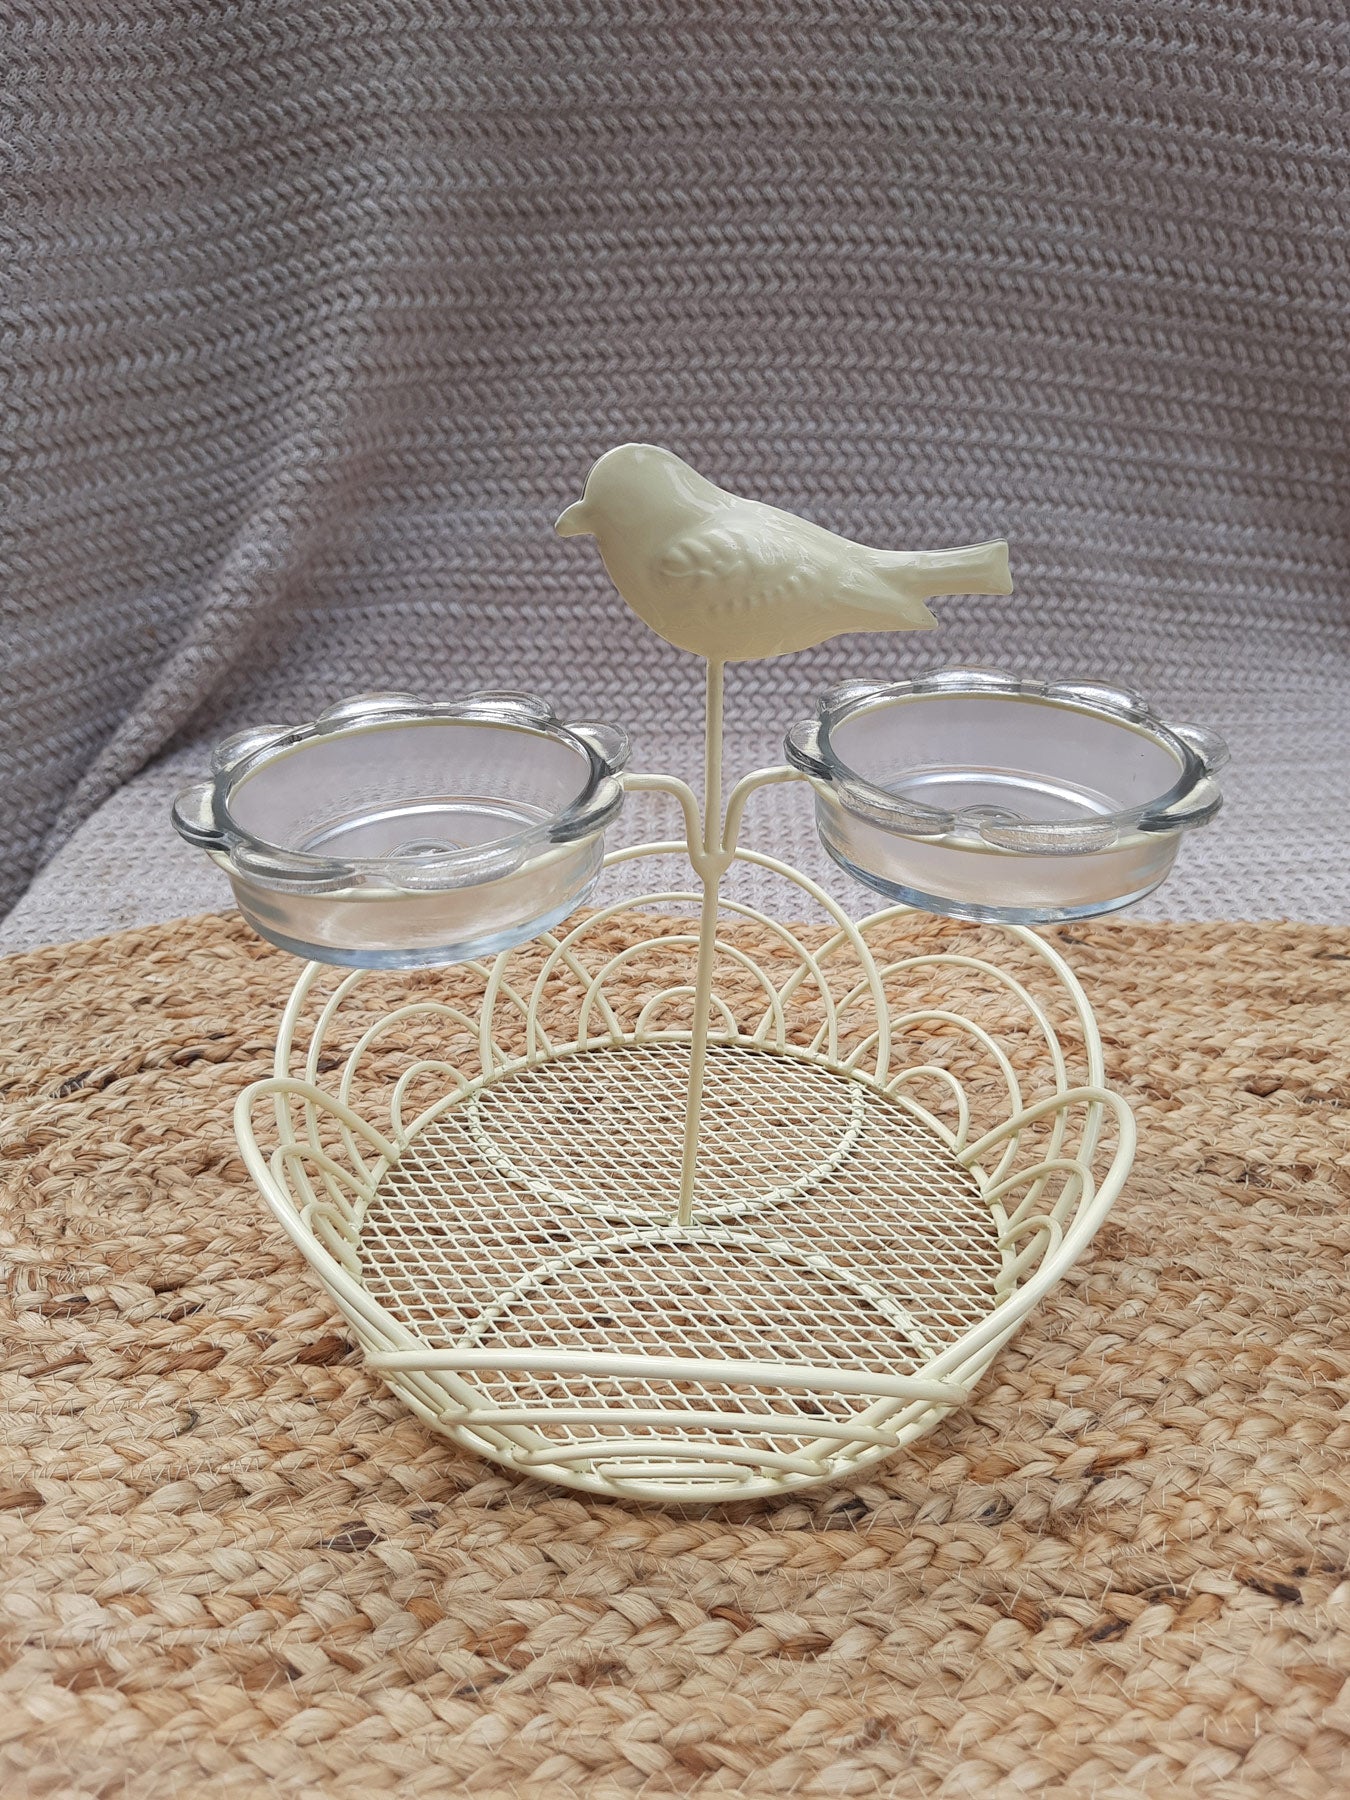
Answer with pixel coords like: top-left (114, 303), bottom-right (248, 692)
top-left (555, 443), bottom-right (1012, 660)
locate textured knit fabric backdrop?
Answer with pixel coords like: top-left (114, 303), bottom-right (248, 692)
top-left (5, 3), bottom-right (1348, 950)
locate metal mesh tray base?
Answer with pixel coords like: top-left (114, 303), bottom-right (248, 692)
top-left (359, 1041), bottom-right (998, 1497)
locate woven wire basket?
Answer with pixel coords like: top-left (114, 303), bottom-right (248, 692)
top-left (235, 842), bottom-right (1135, 1504)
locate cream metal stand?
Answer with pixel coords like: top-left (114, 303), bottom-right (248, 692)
top-left (234, 648), bottom-right (1136, 1504)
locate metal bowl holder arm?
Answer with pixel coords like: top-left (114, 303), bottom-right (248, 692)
top-left (622, 658), bottom-right (816, 1224)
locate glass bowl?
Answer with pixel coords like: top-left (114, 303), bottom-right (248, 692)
top-left (785, 669), bottom-right (1228, 923)
top-left (172, 692), bottom-right (629, 966)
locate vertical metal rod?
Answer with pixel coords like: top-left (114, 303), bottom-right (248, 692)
top-left (676, 658), bottom-right (725, 1227)
top-left (700, 656), bottom-right (724, 861)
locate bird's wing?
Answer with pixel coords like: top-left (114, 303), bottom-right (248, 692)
top-left (655, 510), bottom-right (836, 612)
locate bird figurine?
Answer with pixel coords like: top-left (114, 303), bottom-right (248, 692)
top-left (555, 443), bottom-right (1013, 661)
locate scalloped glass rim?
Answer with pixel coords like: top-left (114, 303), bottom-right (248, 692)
top-left (172, 691), bottom-right (630, 893)
top-left (786, 668), bottom-right (1227, 852)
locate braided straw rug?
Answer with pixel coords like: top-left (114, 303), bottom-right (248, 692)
top-left (3, 910), bottom-right (1349, 1797)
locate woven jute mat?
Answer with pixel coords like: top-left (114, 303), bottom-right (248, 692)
top-left (2, 910), bottom-right (1349, 1798)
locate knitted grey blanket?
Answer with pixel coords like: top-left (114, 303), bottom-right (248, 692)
top-left (6, 2), bottom-right (1348, 950)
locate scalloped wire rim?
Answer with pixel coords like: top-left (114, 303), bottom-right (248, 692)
top-left (234, 839), bottom-right (1135, 1504)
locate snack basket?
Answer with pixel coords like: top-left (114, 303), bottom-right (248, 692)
top-left (179, 446), bottom-right (1223, 1503)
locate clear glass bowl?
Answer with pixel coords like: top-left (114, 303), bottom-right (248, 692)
top-left (786, 669), bottom-right (1228, 923)
top-left (172, 692), bottom-right (629, 966)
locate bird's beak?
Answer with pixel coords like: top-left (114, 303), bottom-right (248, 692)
top-left (555, 501), bottom-right (591, 538)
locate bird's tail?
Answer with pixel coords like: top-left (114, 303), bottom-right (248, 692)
top-left (880, 538), bottom-right (1013, 598)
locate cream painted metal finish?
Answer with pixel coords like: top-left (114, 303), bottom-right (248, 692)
top-left (234, 793), bottom-right (1135, 1503)
top-left (231, 447), bottom-right (1132, 1503)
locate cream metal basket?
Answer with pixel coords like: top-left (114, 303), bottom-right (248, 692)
top-left (234, 692), bottom-right (1136, 1505)
top-left (221, 446), bottom-right (1172, 1505)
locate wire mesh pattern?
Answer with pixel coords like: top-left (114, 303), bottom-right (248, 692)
top-left (235, 841), bottom-right (1135, 1502)
top-left (465, 1041), bottom-right (870, 1224)
top-left (356, 1044), bottom-right (1004, 1487)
